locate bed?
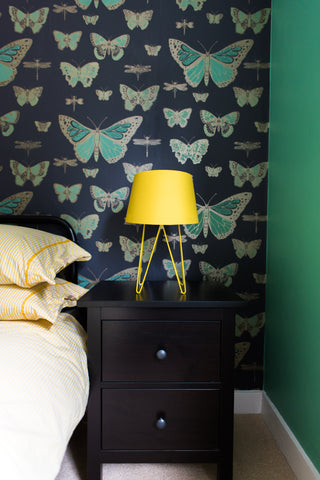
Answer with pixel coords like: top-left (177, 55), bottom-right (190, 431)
top-left (0, 215), bottom-right (91, 480)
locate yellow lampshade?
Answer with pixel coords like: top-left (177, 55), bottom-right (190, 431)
top-left (125, 169), bottom-right (198, 225)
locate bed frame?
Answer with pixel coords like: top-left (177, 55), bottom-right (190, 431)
top-left (0, 215), bottom-right (78, 284)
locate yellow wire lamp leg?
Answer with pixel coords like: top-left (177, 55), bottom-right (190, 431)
top-left (135, 224), bottom-right (187, 295)
top-left (136, 224), bottom-right (162, 294)
top-left (162, 224), bottom-right (186, 295)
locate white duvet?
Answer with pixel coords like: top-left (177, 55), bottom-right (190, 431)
top-left (0, 312), bottom-right (89, 480)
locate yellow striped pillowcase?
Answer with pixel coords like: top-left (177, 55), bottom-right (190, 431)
top-left (0, 278), bottom-right (87, 323)
top-left (0, 225), bottom-right (91, 288)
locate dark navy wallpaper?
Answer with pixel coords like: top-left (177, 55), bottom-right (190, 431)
top-left (0, 0), bottom-right (271, 389)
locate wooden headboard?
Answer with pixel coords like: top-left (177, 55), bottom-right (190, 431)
top-left (0, 215), bottom-right (78, 284)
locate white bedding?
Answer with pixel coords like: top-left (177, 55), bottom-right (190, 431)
top-left (0, 312), bottom-right (89, 480)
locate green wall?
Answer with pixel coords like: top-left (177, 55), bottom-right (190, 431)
top-left (265, 0), bottom-right (320, 471)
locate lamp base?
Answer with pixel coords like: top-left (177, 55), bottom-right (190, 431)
top-left (136, 224), bottom-right (186, 295)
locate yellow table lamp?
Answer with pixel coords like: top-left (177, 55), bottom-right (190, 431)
top-left (125, 169), bottom-right (198, 294)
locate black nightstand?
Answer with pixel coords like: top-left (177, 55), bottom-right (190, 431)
top-left (78, 280), bottom-right (244, 480)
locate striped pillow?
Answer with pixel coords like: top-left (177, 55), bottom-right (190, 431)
top-left (0, 225), bottom-right (91, 288)
top-left (0, 278), bottom-right (87, 323)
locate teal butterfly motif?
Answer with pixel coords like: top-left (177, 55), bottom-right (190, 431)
top-left (232, 239), bottom-right (262, 259)
top-left (96, 89), bottom-right (112, 101)
top-left (60, 62), bottom-right (99, 88)
top-left (96, 240), bottom-right (112, 252)
top-left (253, 273), bottom-right (266, 284)
top-left (199, 261), bottom-right (238, 287)
top-left (58, 115), bottom-right (143, 163)
top-left (200, 110), bottom-right (240, 137)
top-left (193, 92), bottom-right (209, 102)
top-left (90, 185), bottom-right (129, 213)
top-left (13, 86), bottom-right (43, 106)
top-left (176, 0), bottom-right (207, 11)
top-left (205, 165), bottom-right (222, 177)
top-left (184, 192), bottom-right (252, 239)
top-left (163, 108), bottom-right (192, 128)
top-left (74, 0), bottom-right (125, 10)
top-left (90, 33), bottom-right (130, 61)
top-left (230, 8), bottom-right (271, 34)
top-left (233, 87), bottom-right (263, 107)
top-left (229, 161), bottom-right (268, 187)
top-left (61, 214), bottom-right (99, 239)
top-left (206, 12), bottom-right (223, 24)
top-left (191, 244), bottom-right (208, 254)
top-left (83, 168), bottom-right (99, 178)
top-left (107, 267), bottom-right (138, 281)
top-left (255, 121), bottom-right (269, 133)
top-left (170, 138), bottom-right (208, 164)
top-left (163, 259), bottom-right (191, 279)
top-left (53, 183), bottom-right (82, 203)
top-left (35, 121), bottom-right (51, 132)
top-left (0, 39), bottom-right (32, 87)
top-left (9, 7), bottom-right (49, 34)
top-left (144, 44), bottom-right (161, 56)
top-left (53, 31), bottom-right (82, 51)
top-left (123, 162), bottom-right (153, 183)
top-left (83, 15), bottom-right (99, 25)
top-left (123, 10), bottom-right (153, 30)
top-left (119, 236), bottom-right (156, 262)
top-left (0, 192), bottom-right (33, 215)
top-left (235, 313), bottom-right (265, 338)
top-left (78, 267), bottom-right (109, 290)
top-left (120, 84), bottom-right (159, 111)
top-left (168, 38), bottom-right (253, 88)
top-left (0, 111), bottom-right (20, 136)
top-left (235, 342), bottom-right (251, 367)
top-left (10, 160), bottom-right (49, 186)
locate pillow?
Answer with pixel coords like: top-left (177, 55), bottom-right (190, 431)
top-left (0, 278), bottom-right (87, 323)
top-left (0, 224), bottom-right (91, 288)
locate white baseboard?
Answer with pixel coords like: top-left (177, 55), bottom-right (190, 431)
top-left (234, 389), bottom-right (263, 414)
top-left (234, 390), bottom-right (320, 480)
top-left (262, 392), bottom-right (320, 480)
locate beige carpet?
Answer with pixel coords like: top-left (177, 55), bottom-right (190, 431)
top-left (56, 414), bottom-right (297, 480)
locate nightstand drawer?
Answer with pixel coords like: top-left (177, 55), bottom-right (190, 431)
top-left (101, 388), bottom-right (220, 450)
top-left (102, 321), bottom-right (220, 382)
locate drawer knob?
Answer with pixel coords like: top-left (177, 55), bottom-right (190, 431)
top-left (155, 417), bottom-right (167, 430)
top-left (155, 349), bottom-right (167, 360)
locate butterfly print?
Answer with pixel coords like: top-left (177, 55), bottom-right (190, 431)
top-left (59, 115), bottom-right (143, 163)
top-left (90, 33), bottom-right (130, 61)
top-left (184, 192), bottom-right (252, 239)
top-left (90, 185), bottom-right (129, 213)
top-left (60, 62), bottom-right (99, 88)
top-left (169, 138), bottom-right (208, 164)
top-left (9, 7), bottom-right (49, 34)
top-left (53, 31), bottom-right (82, 51)
top-left (10, 160), bottom-right (49, 186)
top-left (0, 39), bottom-right (32, 87)
top-left (169, 38), bottom-right (253, 88)
top-left (199, 261), bottom-right (238, 287)
top-left (61, 214), bottom-right (99, 239)
top-left (200, 110), bottom-right (240, 137)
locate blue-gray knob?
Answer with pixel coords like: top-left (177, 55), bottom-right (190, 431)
top-left (155, 417), bottom-right (167, 430)
top-left (156, 349), bottom-right (167, 360)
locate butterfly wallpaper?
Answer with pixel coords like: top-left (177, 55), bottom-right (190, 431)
top-left (0, 0), bottom-right (271, 389)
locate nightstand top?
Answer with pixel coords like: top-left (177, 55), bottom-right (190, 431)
top-left (77, 280), bottom-right (244, 309)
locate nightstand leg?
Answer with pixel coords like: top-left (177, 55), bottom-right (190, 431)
top-left (217, 458), bottom-right (233, 480)
top-left (87, 457), bottom-right (101, 480)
